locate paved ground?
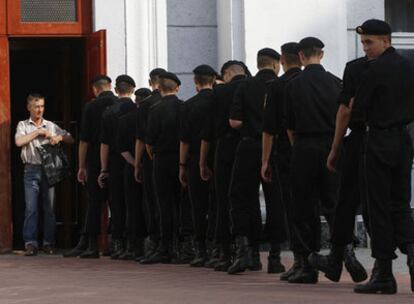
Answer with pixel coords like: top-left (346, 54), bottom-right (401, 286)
top-left (0, 249), bottom-right (412, 304)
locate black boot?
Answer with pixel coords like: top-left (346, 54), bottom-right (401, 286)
top-left (190, 242), bottom-right (208, 267)
top-left (343, 243), bottom-right (368, 282)
top-left (142, 237), bottom-right (158, 260)
top-left (79, 237), bottom-right (100, 259)
top-left (174, 237), bottom-right (195, 264)
top-left (215, 243), bottom-right (232, 272)
top-left (308, 244), bottom-right (344, 282)
top-left (247, 245), bottom-right (262, 271)
top-left (102, 238), bottom-right (114, 257)
top-left (280, 252), bottom-right (301, 281)
top-left (63, 235), bottom-right (88, 258)
top-left (288, 254), bottom-right (318, 284)
top-left (140, 242), bottom-right (172, 264)
top-left (228, 236), bottom-right (249, 275)
top-left (205, 244), bottom-right (221, 268)
top-left (118, 239), bottom-right (136, 260)
top-left (110, 239), bottom-right (125, 260)
top-left (354, 259), bottom-right (397, 294)
top-left (406, 244), bottom-right (414, 292)
top-left (134, 238), bottom-right (145, 262)
top-left (268, 243), bottom-right (286, 274)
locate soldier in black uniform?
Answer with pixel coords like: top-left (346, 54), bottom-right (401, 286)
top-left (140, 72), bottom-right (183, 264)
top-left (98, 75), bottom-right (137, 259)
top-left (308, 33), bottom-right (380, 284)
top-left (65, 75), bottom-right (117, 258)
top-left (261, 43), bottom-right (302, 277)
top-left (285, 37), bottom-right (341, 284)
top-left (328, 19), bottom-right (414, 294)
top-left (179, 65), bottom-right (217, 267)
top-left (227, 48), bottom-right (287, 275)
top-left (134, 68), bottom-right (166, 260)
top-left (116, 88), bottom-right (151, 260)
top-left (199, 60), bottom-right (248, 271)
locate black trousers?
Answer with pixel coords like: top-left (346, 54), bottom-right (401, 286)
top-left (179, 187), bottom-right (194, 240)
top-left (187, 154), bottom-right (210, 244)
top-left (108, 155), bottom-right (126, 239)
top-left (362, 128), bottom-right (414, 260)
top-left (213, 136), bottom-right (239, 245)
top-left (275, 134), bottom-right (295, 248)
top-left (124, 163), bottom-right (147, 241)
top-left (290, 135), bottom-right (339, 255)
top-left (85, 164), bottom-right (108, 238)
top-left (152, 154), bottom-right (181, 245)
top-left (331, 130), bottom-right (365, 246)
top-left (229, 137), bottom-right (288, 246)
top-left (142, 153), bottom-right (160, 241)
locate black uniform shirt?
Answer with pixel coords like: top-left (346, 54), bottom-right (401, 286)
top-left (117, 106), bottom-right (139, 155)
top-left (100, 97), bottom-right (135, 154)
top-left (201, 74), bottom-right (247, 142)
top-left (79, 91), bottom-right (117, 165)
top-left (135, 90), bottom-right (162, 141)
top-left (230, 69), bottom-right (277, 138)
top-left (354, 47), bottom-right (414, 129)
top-left (286, 64), bottom-right (341, 135)
top-left (180, 88), bottom-right (216, 155)
top-left (146, 95), bottom-right (183, 155)
top-left (263, 67), bottom-right (302, 136)
top-left (338, 57), bottom-right (371, 130)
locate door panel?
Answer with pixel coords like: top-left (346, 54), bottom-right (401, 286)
top-left (0, 0), bottom-right (6, 34)
top-left (0, 36), bottom-right (13, 252)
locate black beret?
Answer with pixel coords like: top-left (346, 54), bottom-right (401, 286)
top-left (90, 74), bottom-right (111, 85)
top-left (116, 74), bottom-right (136, 87)
top-left (297, 37), bottom-right (325, 51)
top-left (356, 19), bottom-right (392, 35)
top-left (193, 64), bottom-right (217, 76)
top-left (160, 71), bottom-right (181, 86)
top-left (149, 68), bottom-right (167, 78)
top-left (281, 42), bottom-right (299, 55)
top-left (257, 48), bottom-right (280, 60)
top-left (134, 88), bottom-right (152, 98)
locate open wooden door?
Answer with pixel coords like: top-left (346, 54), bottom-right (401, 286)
top-left (0, 36), bottom-right (13, 253)
top-left (85, 30), bottom-right (109, 250)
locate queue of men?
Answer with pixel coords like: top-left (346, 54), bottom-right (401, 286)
top-left (23, 18), bottom-right (414, 295)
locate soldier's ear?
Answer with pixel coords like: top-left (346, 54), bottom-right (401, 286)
top-left (320, 50), bottom-right (324, 60)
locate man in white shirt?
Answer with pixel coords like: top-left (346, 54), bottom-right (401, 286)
top-left (15, 93), bottom-right (74, 256)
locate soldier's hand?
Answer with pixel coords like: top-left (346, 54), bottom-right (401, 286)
top-left (261, 162), bottom-right (272, 183)
top-left (134, 165), bottom-right (143, 183)
top-left (98, 172), bottom-right (109, 188)
top-left (326, 148), bottom-right (338, 172)
top-left (179, 166), bottom-right (188, 187)
top-left (200, 164), bottom-right (212, 181)
top-left (77, 168), bottom-right (88, 185)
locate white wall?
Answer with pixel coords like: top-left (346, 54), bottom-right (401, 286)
top-left (93, 0), bottom-right (168, 90)
top-left (242, 0), bottom-right (348, 77)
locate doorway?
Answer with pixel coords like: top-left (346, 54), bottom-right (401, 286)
top-left (10, 38), bottom-right (86, 249)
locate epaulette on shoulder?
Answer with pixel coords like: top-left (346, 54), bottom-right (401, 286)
top-left (346, 56), bottom-right (366, 67)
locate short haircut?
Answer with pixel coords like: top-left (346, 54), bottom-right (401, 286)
top-left (300, 47), bottom-right (323, 58)
top-left (225, 64), bottom-right (245, 76)
top-left (282, 53), bottom-right (301, 66)
top-left (27, 93), bottom-right (44, 104)
top-left (149, 68), bottom-right (166, 85)
top-left (194, 74), bottom-right (216, 86)
top-left (116, 82), bottom-right (135, 95)
top-left (159, 78), bottom-right (179, 93)
top-left (257, 55), bottom-right (279, 69)
top-left (93, 79), bottom-right (111, 90)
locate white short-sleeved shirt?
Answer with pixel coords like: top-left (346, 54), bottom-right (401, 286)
top-left (15, 118), bottom-right (69, 164)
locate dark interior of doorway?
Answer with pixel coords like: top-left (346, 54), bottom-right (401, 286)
top-left (10, 38), bottom-right (87, 250)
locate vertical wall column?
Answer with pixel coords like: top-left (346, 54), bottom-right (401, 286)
top-left (217, 0), bottom-right (348, 77)
top-left (93, 0), bottom-right (168, 88)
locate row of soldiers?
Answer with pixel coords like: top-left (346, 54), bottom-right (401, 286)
top-left (64, 18), bottom-right (414, 294)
